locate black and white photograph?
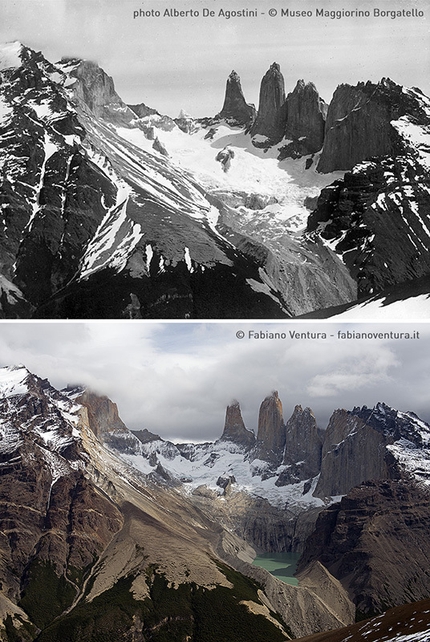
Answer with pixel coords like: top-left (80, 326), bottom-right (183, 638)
top-left (0, 0), bottom-right (429, 318)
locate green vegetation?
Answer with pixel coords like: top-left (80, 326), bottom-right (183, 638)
top-left (33, 563), bottom-right (290, 642)
top-left (18, 561), bottom-right (77, 630)
top-left (3, 614), bottom-right (38, 642)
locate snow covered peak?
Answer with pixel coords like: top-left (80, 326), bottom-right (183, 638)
top-left (0, 41), bottom-right (24, 71)
top-left (0, 364), bottom-right (31, 398)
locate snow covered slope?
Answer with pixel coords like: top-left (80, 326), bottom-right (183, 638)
top-left (2, 43), bottom-right (430, 318)
top-left (0, 43), bottom-right (290, 319)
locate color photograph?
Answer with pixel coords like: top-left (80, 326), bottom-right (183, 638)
top-left (0, 321), bottom-right (429, 640)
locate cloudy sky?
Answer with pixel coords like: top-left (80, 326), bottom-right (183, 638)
top-left (1, 322), bottom-right (429, 442)
top-left (1, 0), bottom-right (428, 116)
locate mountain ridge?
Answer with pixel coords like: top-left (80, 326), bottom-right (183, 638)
top-left (1, 364), bottom-right (430, 639)
top-left (1, 42), bottom-right (430, 319)
top-left (0, 364), bottom-right (361, 640)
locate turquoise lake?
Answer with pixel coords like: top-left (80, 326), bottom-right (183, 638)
top-left (252, 552), bottom-right (300, 586)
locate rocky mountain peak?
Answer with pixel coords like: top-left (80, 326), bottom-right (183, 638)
top-left (277, 79), bottom-right (327, 160)
top-left (316, 76), bottom-right (430, 173)
top-left (219, 399), bottom-right (255, 448)
top-left (276, 405), bottom-right (322, 485)
top-left (350, 402), bottom-right (430, 447)
top-left (0, 364), bottom-right (31, 398)
top-left (254, 390), bottom-right (286, 461)
top-left (59, 57), bottom-right (136, 124)
top-left (250, 62), bottom-right (286, 146)
top-left (215, 69), bottom-right (256, 126)
top-left (0, 40), bottom-right (25, 70)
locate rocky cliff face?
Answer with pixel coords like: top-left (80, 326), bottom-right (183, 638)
top-left (215, 70), bottom-right (256, 126)
top-left (253, 391), bottom-right (286, 462)
top-left (308, 83), bottom-right (430, 299)
top-left (313, 401), bottom-right (430, 499)
top-left (317, 78), bottom-right (423, 173)
top-left (219, 400), bottom-right (255, 449)
top-left (314, 410), bottom-right (393, 498)
top-left (63, 58), bottom-right (136, 125)
top-left (279, 80), bottom-right (326, 159)
top-left (298, 479), bottom-right (430, 619)
top-left (0, 42), bottom-right (290, 320)
top-left (279, 405), bottom-right (322, 484)
top-left (0, 365), bottom-right (360, 641)
top-left (250, 63), bottom-right (286, 146)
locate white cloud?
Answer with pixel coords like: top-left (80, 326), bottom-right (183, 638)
top-left (0, 322), bottom-right (429, 442)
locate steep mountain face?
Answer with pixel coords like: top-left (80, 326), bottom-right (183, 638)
top-left (219, 400), bottom-right (255, 449)
top-left (0, 365), bottom-right (358, 641)
top-left (317, 78), bottom-right (426, 173)
top-left (280, 80), bottom-right (327, 159)
top-left (280, 406), bottom-right (323, 485)
top-left (2, 366), bottom-right (430, 638)
top-left (297, 479), bottom-right (430, 620)
top-left (0, 42), bottom-right (291, 319)
top-left (314, 402), bottom-right (430, 498)
top-left (307, 81), bottom-right (430, 300)
top-left (214, 70), bottom-right (256, 126)
top-left (64, 58), bottom-right (137, 125)
top-left (253, 391), bottom-right (286, 463)
top-left (250, 63), bottom-right (286, 145)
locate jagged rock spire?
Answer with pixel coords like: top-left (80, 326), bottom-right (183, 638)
top-left (282, 405), bottom-right (322, 481)
top-left (282, 80), bottom-right (327, 156)
top-left (250, 63), bottom-right (286, 145)
top-left (216, 70), bottom-right (255, 126)
top-left (254, 391), bottom-right (286, 460)
top-left (220, 399), bottom-right (255, 449)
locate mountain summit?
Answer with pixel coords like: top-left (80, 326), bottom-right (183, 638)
top-left (1, 43), bottom-right (430, 319)
top-left (1, 366), bottom-right (430, 638)
top-left (215, 70), bottom-right (255, 126)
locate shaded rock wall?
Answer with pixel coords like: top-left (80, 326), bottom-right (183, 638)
top-left (280, 80), bottom-right (326, 158)
top-left (298, 479), bottom-right (430, 618)
top-left (216, 70), bottom-right (256, 126)
top-left (254, 391), bottom-right (286, 462)
top-left (281, 405), bottom-right (323, 483)
top-left (219, 400), bottom-right (255, 449)
top-left (314, 410), bottom-right (393, 498)
top-left (250, 63), bottom-right (286, 144)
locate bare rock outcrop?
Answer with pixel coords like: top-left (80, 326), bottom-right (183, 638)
top-left (316, 77), bottom-right (427, 173)
top-left (219, 400), bottom-right (255, 449)
top-left (298, 479), bottom-right (430, 619)
top-left (65, 59), bottom-right (136, 125)
top-left (313, 409), bottom-right (393, 499)
top-left (278, 405), bottom-right (322, 485)
top-left (215, 70), bottom-right (256, 126)
top-left (250, 63), bottom-right (286, 146)
top-left (76, 389), bottom-right (141, 454)
top-left (279, 80), bottom-right (327, 159)
top-left (307, 156), bottom-right (430, 298)
top-left (253, 391), bottom-right (286, 463)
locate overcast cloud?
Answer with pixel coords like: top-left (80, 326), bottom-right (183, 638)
top-left (1, 322), bottom-right (429, 442)
top-left (0, 0), bottom-right (428, 116)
